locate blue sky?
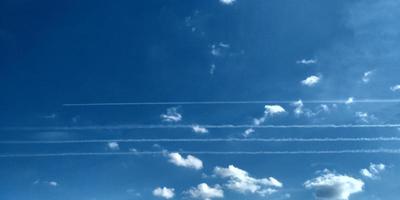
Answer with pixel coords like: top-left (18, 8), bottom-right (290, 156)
top-left (1, 0), bottom-right (400, 199)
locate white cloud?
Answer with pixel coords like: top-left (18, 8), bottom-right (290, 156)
top-left (186, 183), bottom-right (224, 200)
top-left (214, 165), bottom-right (282, 197)
top-left (192, 125), bottom-right (209, 134)
top-left (355, 112), bottom-right (377, 123)
top-left (242, 128), bottom-right (255, 137)
top-left (390, 85), bottom-right (400, 92)
top-left (301, 75), bottom-right (321, 86)
top-left (107, 142), bottom-right (119, 151)
top-left (345, 97), bottom-right (354, 105)
top-left (362, 70), bottom-right (374, 83)
top-left (304, 172), bottom-right (364, 200)
top-left (360, 163), bottom-right (385, 179)
top-left (48, 181), bottom-right (58, 187)
top-left (209, 64), bottom-right (216, 75)
top-left (296, 59), bottom-right (317, 64)
top-left (264, 105), bottom-right (286, 115)
top-left (291, 100), bottom-right (314, 117)
top-left (161, 107), bottom-right (182, 122)
top-left (319, 104), bottom-right (330, 113)
top-left (219, 0), bottom-right (235, 5)
top-left (153, 187), bottom-right (175, 199)
top-left (168, 152), bottom-right (203, 170)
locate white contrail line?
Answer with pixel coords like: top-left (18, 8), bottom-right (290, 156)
top-left (1, 137), bottom-right (400, 144)
top-left (62, 99), bottom-right (400, 106)
top-left (2, 124), bottom-right (400, 131)
top-left (1, 149), bottom-right (400, 158)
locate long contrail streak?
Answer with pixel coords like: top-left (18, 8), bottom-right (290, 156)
top-left (2, 124), bottom-right (400, 131)
top-left (1, 137), bottom-right (400, 144)
top-left (62, 99), bottom-right (400, 106)
top-left (1, 149), bottom-right (400, 158)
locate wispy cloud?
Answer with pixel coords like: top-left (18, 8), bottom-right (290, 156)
top-left (219, 0), bottom-right (235, 5)
top-left (192, 125), bottom-right (209, 134)
top-left (301, 75), bottom-right (321, 87)
top-left (296, 59), bottom-right (317, 65)
top-left (161, 107), bottom-right (182, 122)
top-left (360, 163), bottom-right (385, 179)
top-left (185, 183), bottom-right (224, 200)
top-left (107, 142), bottom-right (119, 151)
top-left (214, 165), bottom-right (282, 197)
top-left (167, 152), bottom-right (203, 170)
top-left (362, 70), bottom-right (374, 83)
top-left (304, 170), bottom-right (364, 200)
top-left (390, 84), bottom-right (400, 92)
top-left (153, 187), bottom-right (175, 199)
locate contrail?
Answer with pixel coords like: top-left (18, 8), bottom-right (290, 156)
top-left (1, 149), bottom-right (400, 158)
top-left (62, 99), bottom-right (400, 106)
top-left (1, 137), bottom-right (400, 144)
top-left (2, 124), bottom-right (400, 131)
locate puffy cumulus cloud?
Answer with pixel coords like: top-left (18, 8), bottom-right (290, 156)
top-left (390, 84), bottom-right (400, 92)
top-left (214, 165), bottom-right (282, 197)
top-left (296, 59), bottom-right (317, 64)
top-left (219, 0), bottom-right (235, 5)
top-left (192, 125), bottom-right (209, 134)
top-left (107, 142), bottom-right (119, 151)
top-left (360, 163), bottom-right (386, 179)
top-left (301, 75), bottom-right (321, 86)
top-left (153, 187), bottom-right (175, 199)
top-left (304, 171), bottom-right (364, 200)
top-left (161, 107), bottom-right (182, 122)
top-left (362, 70), bottom-right (374, 83)
top-left (168, 152), bottom-right (203, 170)
top-left (186, 183), bottom-right (224, 200)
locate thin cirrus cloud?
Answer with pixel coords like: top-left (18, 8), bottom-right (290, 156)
top-left (214, 165), bottom-right (283, 197)
top-left (301, 75), bottom-right (321, 87)
top-left (161, 107), bottom-right (182, 122)
top-left (153, 187), bottom-right (175, 199)
top-left (185, 183), bottom-right (224, 200)
top-left (304, 170), bottom-right (364, 200)
top-left (360, 163), bottom-right (386, 179)
top-left (167, 152), bottom-right (203, 170)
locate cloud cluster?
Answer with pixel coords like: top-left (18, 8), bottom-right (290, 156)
top-left (153, 187), bottom-right (175, 199)
top-left (168, 152), bottom-right (203, 170)
top-left (360, 163), bottom-right (385, 179)
top-left (304, 171), bottom-right (364, 200)
top-left (214, 165), bottom-right (282, 197)
top-left (161, 107), bottom-right (182, 122)
top-left (186, 183), bottom-right (224, 200)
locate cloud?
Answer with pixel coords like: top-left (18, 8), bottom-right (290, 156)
top-left (292, 100), bottom-right (315, 117)
top-left (296, 59), bottom-right (317, 64)
top-left (360, 163), bottom-right (385, 179)
top-left (153, 187), bottom-right (175, 199)
top-left (242, 128), bottom-right (255, 137)
top-left (390, 85), bottom-right (400, 92)
top-left (186, 183), bottom-right (224, 200)
top-left (265, 105), bottom-right (286, 115)
top-left (209, 64), bottom-right (216, 75)
top-left (210, 42), bottom-right (230, 57)
top-left (345, 97), bottom-right (354, 105)
top-left (168, 152), bottom-right (203, 170)
top-left (304, 171), bottom-right (364, 200)
top-left (107, 142), bottom-right (119, 151)
top-left (301, 75), bottom-right (321, 87)
top-left (161, 107), bottom-right (182, 122)
top-left (362, 70), bottom-right (374, 83)
top-left (192, 125), bottom-right (209, 134)
top-left (219, 0), bottom-right (235, 5)
top-left (214, 165), bottom-right (282, 197)
top-left (355, 112), bottom-right (377, 123)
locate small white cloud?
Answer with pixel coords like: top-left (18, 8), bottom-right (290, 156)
top-left (319, 104), bottom-right (330, 113)
top-left (210, 64), bottom-right (216, 75)
top-left (192, 125), bottom-right (209, 134)
top-left (161, 107), bottom-right (182, 122)
top-left (360, 163), bottom-right (385, 179)
top-left (345, 97), bottom-right (354, 105)
top-left (153, 187), bottom-right (175, 199)
top-left (355, 112), bottom-right (377, 123)
top-left (304, 171), bottom-right (364, 200)
top-left (362, 70), bottom-right (374, 83)
top-left (242, 128), bottom-right (255, 137)
top-left (265, 105), bottom-right (286, 115)
top-left (390, 85), bottom-right (400, 92)
top-left (186, 183), bottom-right (224, 200)
top-left (168, 152), bottom-right (203, 170)
top-left (108, 142), bottom-right (119, 151)
top-left (219, 0), bottom-right (235, 5)
top-left (296, 59), bottom-right (317, 64)
top-left (301, 75), bottom-right (321, 87)
top-left (48, 181), bottom-right (58, 187)
top-left (214, 165), bottom-right (282, 197)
